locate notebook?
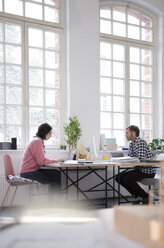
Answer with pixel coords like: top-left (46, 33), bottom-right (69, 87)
top-left (111, 156), bottom-right (139, 163)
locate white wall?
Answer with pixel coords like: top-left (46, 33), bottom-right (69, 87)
top-left (65, 0), bottom-right (100, 149)
top-left (64, 0), bottom-right (164, 149)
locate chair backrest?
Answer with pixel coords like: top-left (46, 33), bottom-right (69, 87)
top-left (3, 154), bottom-right (15, 181)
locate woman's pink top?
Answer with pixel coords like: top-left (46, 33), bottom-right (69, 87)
top-left (20, 137), bottom-right (56, 174)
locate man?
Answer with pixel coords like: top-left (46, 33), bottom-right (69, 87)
top-left (115, 125), bottom-right (156, 204)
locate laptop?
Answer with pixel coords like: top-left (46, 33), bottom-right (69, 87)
top-left (58, 150), bottom-right (78, 165)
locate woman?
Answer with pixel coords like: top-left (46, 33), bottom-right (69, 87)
top-left (20, 123), bottom-right (64, 198)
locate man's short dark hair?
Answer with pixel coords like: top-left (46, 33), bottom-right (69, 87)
top-left (36, 123), bottom-right (52, 139)
top-left (126, 125), bottom-right (140, 137)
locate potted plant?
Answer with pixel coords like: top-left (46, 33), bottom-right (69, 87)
top-left (149, 139), bottom-right (164, 151)
top-left (63, 116), bottom-right (82, 151)
top-left (60, 144), bottom-right (67, 150)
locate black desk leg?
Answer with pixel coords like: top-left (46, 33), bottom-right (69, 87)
top-left (113, 166), bottom-right (115, 200)
top-left (118, 166), bottom-right (120, 205)
top-left (66, 167), bottom-right (68, 200)
top-left (105, 166), bottom-right (107, 208)
top-left (77, 167), bottom-right (79, 200)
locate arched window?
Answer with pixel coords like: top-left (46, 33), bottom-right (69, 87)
top-left (100, 3), bottom-right (154, 146)
top-left (0, 0), bottom-right (62, 148)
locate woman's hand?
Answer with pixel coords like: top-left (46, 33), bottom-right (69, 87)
top-left (56, 158), bottom-right (65, 163)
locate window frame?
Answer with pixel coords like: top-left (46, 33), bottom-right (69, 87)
top-left (100, 2), bottom-right (155, 146)
top-left (0, 0), bottom-right (64, 149)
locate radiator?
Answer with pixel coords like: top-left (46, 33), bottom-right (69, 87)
top-left (0, 176), bottom-right (49, 207)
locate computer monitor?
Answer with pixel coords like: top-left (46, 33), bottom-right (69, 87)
top-left (92, 134), bottom-right (97, 160)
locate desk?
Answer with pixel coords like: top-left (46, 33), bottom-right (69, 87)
top-left (41, 161), bottom-right (164, 207)
top-left (0, 207), bottom-right (146, 248)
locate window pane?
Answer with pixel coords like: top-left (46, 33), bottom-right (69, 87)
top-left (130, 47), bottom-right (140, 63)
top-left (29, 107), bottom-right (43, 125)
top-left (0, 104), bottom-right (2, 122)
top-left (45, 70), bottom-right (60, 88)
top-left (100, 19), bottom-right (111, 34)
top-left (44, 0), bottom-right (59, 7)
top-left (45, 31), bottom-right (59, 50)
top-left (0, 65), bottom-right (4, 83)
top-left (6, 106), bottom-right (22, 124)
top-left (113, 113), bottom-right (124, 129)
top-left (113, 130), bottom-right (124, 146)
top-left (0, 44), bottom-right (3, 62)
top-left (29, 48), bottom-right (43, 67)
top-left (0, 126), bottom-right (4, 140)
top-left (45, 51), bottom-right (59, 69)
top-left (33, 0), bottom-right (42, 3)
top-left (142, 99), bottom-right (151, 114)
top-left (29, 87), bottom-right (43, 106)
top-left (47, 128), bottom-right (59, 145)
top-left (6, 45), bottom-right (21, 64)
top-left (29, 126), bottom-right (38, 141)
top-left (100, 42), bottom-right (111, 59)
top-left (141, 28), bottom-right (152, 42)
top-left (100, 129), bottom-right (112, 139)
top-left (100, 112), bottom-right (111, 128)
top-left (113, 79), bottom-right (124, 95)
top-left (100, 95), bottom-right (111, 111)
top-left (130, 64), bottom-right (140, 80)
top-left (141, 82), bottom-right (151, 97)
top-left (25, 3), bottom-right (42, 20)
top-left (0, 0), bottom-right (2, 11)
top-left (6, 126), bottom-right (22, 144)
top-left (45, 108), bottom-right (59, 126)
top-left (113, 44), bottom-right (124, 61)
top-left (128, 10), bottom-right (140, 25)
top-left (142, 115), bottom-right (151, 129)
top-left (46, 89), bottom-right (59, 107)
top-left (130, 97), bottom-right (140, 113)
top-left (128, 25), bottom-right (140, 40)
top-left (141, 49), bottom-right (152, 65)
top-left (100, 60), bottom-right (111, 77)
top-left (44, 6), bottom-right (59, 23)
top-left (0, 85), bottom-right (4, 103)
top-left (130, 81), bottom-right (140, 96)
top-left (100, 77), bottom-right (111, 94)
top-left (29, 68), bottom-right (43, 86)
top-left (4, 0), bottom-right (23, 16)
top-left (113, 96), bottom-right (124, 112)
top-left (142, 130), bottom-right (151, 144)
top-left (29, 28), bottom-right (43, 48)
top-left (6, 65), bottom-right (22, 85)
top-left (113, 7), bottom-right (126, 22)
top-left (113, 62), bottom-right (124, 78)
top-left (5, 24), bottom-right (21, 44)
top-left (113, 22), bottom-right (126, 37)
top-left (130, 114), bottom-right (140, 127)
top-left (141, 15), bottom-right (152, 28)
top-left (141, 66), bottom-right (152, 81)
top-left (100, 9), bottom-right (111, 19)
top-left (0, 23), bottom-right (3, 42)
top-left (6, 86), bottom-right (22, 104)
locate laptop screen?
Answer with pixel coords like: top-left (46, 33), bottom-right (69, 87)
top-left (68, 150), bottom-right (76, 160)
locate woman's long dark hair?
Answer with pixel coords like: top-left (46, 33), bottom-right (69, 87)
top-left (36, 123), bottom-right (52, 139)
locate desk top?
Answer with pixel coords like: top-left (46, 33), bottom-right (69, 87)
top-left (42, 160), bottom-right (164, 169)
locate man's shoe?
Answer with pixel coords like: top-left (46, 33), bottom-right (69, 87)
top-left (132, 197), bottom-right (142, 205)
top-left (142, 196), bottom-right (149, 204)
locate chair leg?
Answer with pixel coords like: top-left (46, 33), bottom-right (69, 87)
top-left (9, 186), bottom-right (18, 209)
top-left (0, 184), bottom-right (11, 210)
top-left (37, 183), bottom-right (39, 192)
top-left (29, 184), bottom-right (32, 205)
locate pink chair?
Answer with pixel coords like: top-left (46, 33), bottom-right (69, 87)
top-left (1, 154), bottom-right (38, 209)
